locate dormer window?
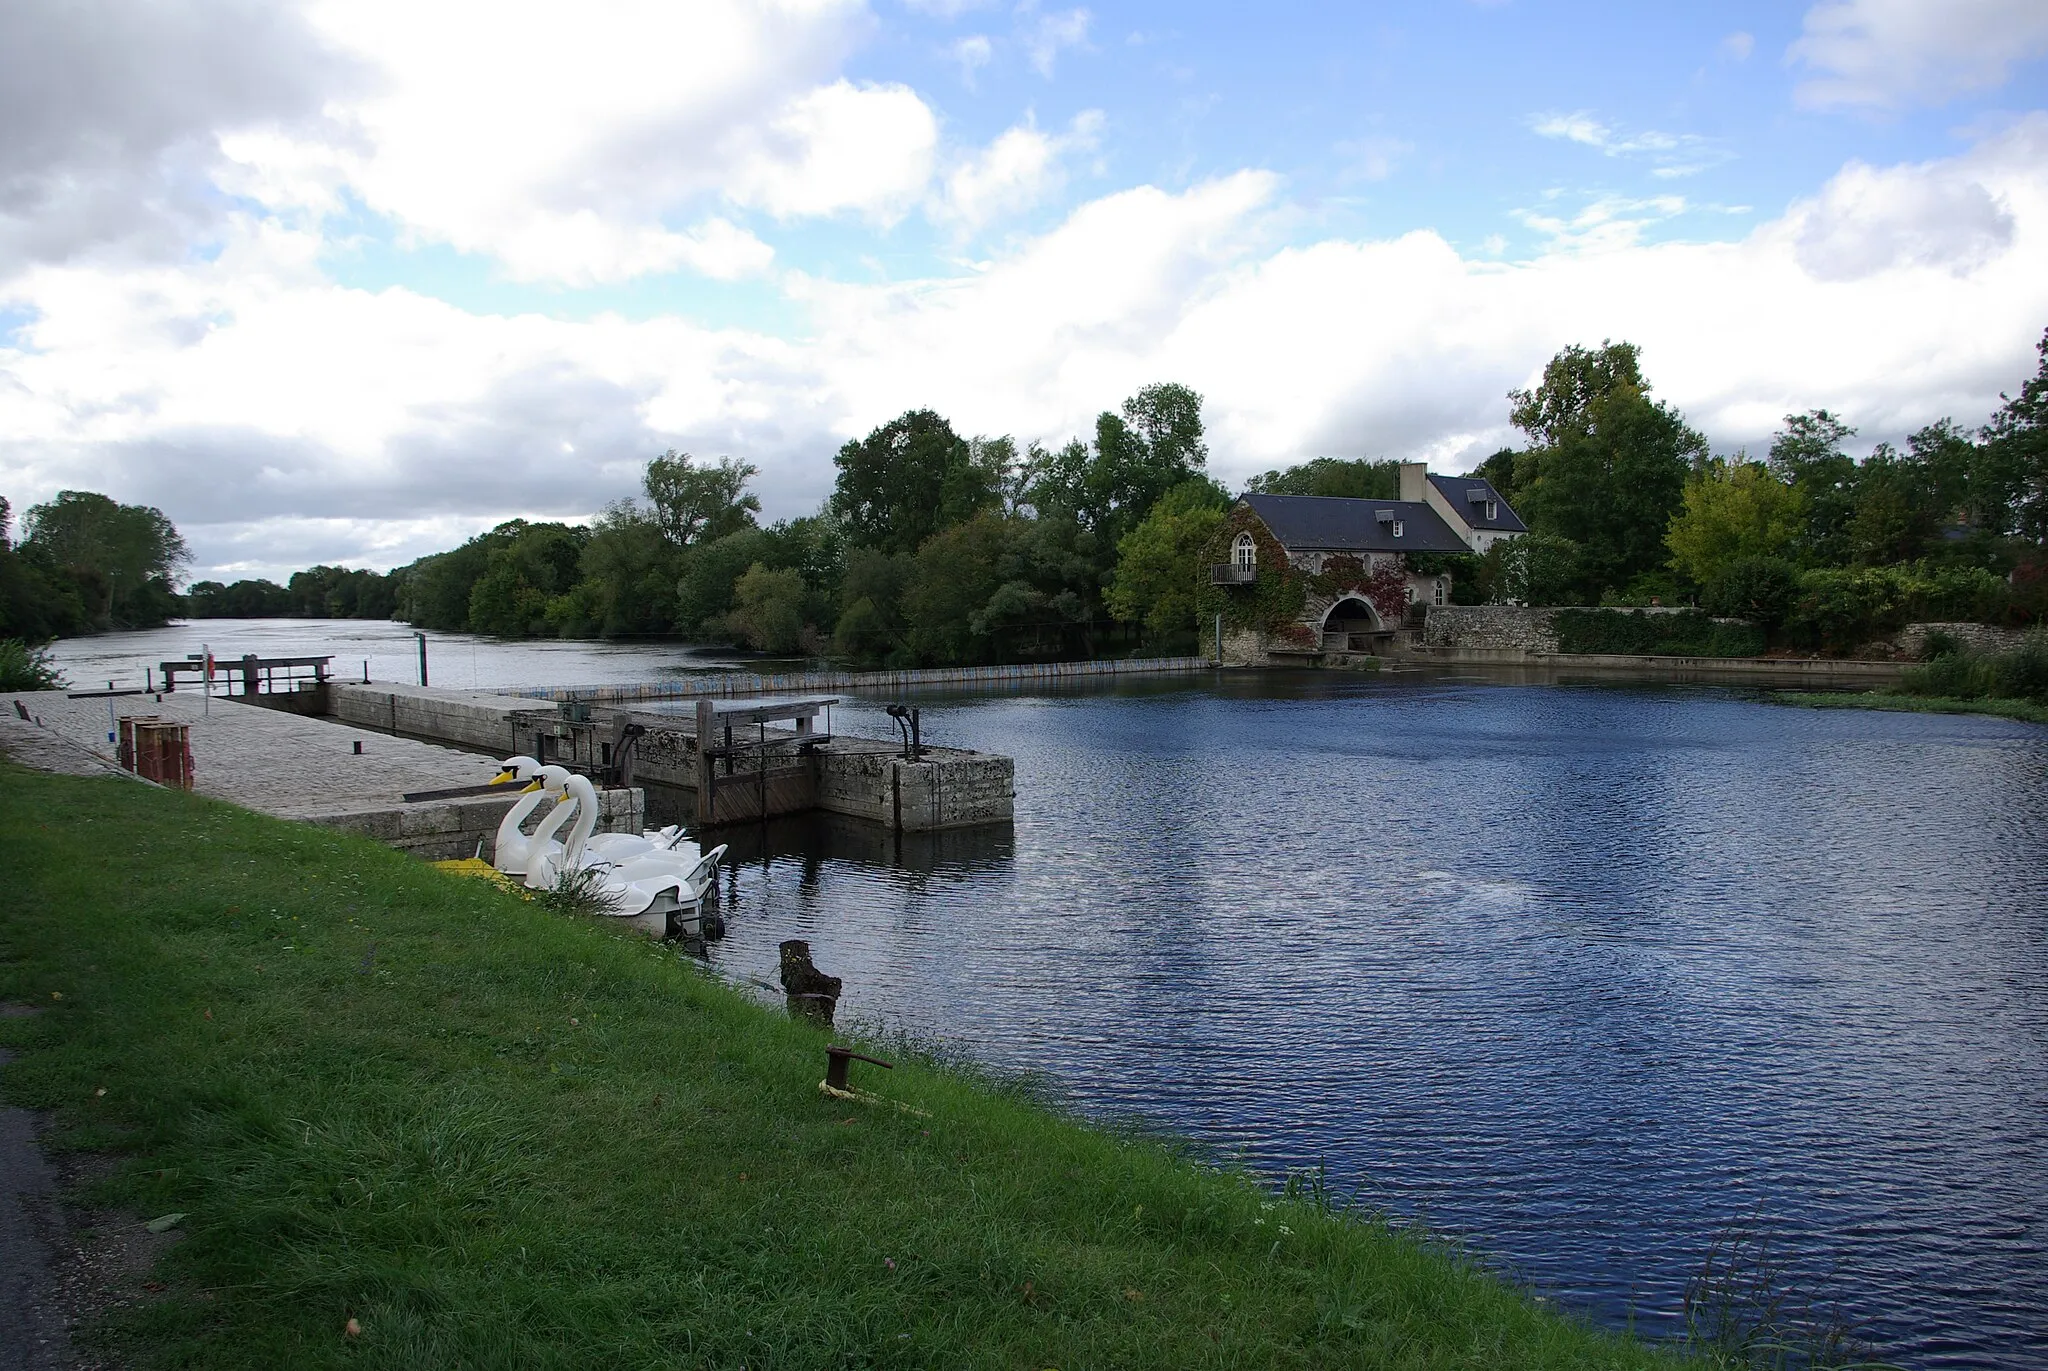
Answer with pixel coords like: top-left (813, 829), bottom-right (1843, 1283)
top-left (1233, 532), bottom-right (1256, 571)
top-left (1486, 499), bottom-right (1499, 521)
top-left (1391, 520), bottom-right (1404, 538)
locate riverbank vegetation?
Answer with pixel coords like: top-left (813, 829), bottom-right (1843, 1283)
top-left (0, 492), bottom-right (189, 640)
top-left (0, 763), bottom-right (1690, 1369)
top-left (1772, 629), bottom-right (2048, 724)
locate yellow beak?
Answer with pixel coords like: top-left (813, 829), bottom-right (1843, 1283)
top-left (520, 779), bottom-right (543, 793)
top-left (489, 769), bottom-right (518, 786)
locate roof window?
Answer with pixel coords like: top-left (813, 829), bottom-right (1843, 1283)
top-left (1486, 499), bottom-right (1499, 521)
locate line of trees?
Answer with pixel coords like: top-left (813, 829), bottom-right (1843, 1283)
top-left (1448, 332), bottom-right (2048, 648)
top-left (367, 385), bottom-right (1223, 665)
top-left (21, 328), bottom-right (2047, 664)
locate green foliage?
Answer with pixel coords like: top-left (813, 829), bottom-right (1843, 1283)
top-left (1979, 327), bottom-right (2048, 543)
top-left (1506, 341), bottom-right (1706, 593)
top-left (1702, 557), bottom-right (1801, 631)
top-left (19, 489), bottom-right (189, 630)
top-left (189, 565), bottom-right (400, 621)
top-left (718, 563), bottom-right (811, 654)
top-left (1481, 532), bottom-right (1584, 606)
top-left (1105, 479), bottom-right (1229, 646)
top-left (1666, 462), bottom-right (1806, 584)
top-left (1767, 410), bottom-right (1860, 566)
top-left (1552, 609), bottom-right (1765, 658)
top-left (643, 450), bottom-right (761, 546)
top-left (0, 527), bottom-right (91, 642)
top-left (1781, 564), bottom-right (2009, 652)
top-left (1900, 630), bottom-right (2048, 704)
top-left (899, 514), bottom-right (1101, 665)
top-left (831, 409), bottom-right (998, 556)
top-left (0, 638), bottom-right (66, 690)
top-left (1245, 458), bottom-right (1398, 499)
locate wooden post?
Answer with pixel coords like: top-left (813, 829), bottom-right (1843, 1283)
top-left (695, 697), bottom-right (715, 824)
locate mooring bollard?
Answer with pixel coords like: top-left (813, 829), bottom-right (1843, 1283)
top-left (352, 740), bottom-right (363, 755)
top-left (823, 1044), bottom-right (893, 1094)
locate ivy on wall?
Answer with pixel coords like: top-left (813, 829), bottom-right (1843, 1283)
top-left (1208, 510), bottom-right (1413, 633)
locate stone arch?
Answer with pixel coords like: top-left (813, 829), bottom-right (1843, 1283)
top-left (1320, 595), bottom-right (1384, 633)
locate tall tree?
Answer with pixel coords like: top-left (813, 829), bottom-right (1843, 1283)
top-left (830, 409), bottom-right (997, 556)
top-left (1084, 383), bottom-right (1210, 546)
top-left (1767, 410), bottom-right (1859, 564)
top-left (1982, 327), bottom-right (2048, 544)
top-left (1666, 461), bottom-right (1807, 585)
top-left (643, 451), bottom-right (761, 547)
top-left (1245, 458), bottom-right (1398, 499)
top-left (22, 490), bottom-right (189, 627)
top-left (1507, 342), bottom-right (1705, 592)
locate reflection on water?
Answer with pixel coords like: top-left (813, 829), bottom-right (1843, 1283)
top-left (688, 674), bottom-right (2048, 1370)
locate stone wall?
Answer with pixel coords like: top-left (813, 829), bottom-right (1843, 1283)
top-left (1421, 604), bottom-right (1736, 655)
top-left (1894, 622), bottom-right (2036, 658)
top-left (1422, 605), bottom-right (1563, 652)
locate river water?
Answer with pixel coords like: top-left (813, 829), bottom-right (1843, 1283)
top-left (43, 624), bottom-right (2048, 1366)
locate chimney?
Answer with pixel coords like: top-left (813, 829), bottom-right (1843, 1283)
top-left (1397, 461), bottom-right (1427, 503)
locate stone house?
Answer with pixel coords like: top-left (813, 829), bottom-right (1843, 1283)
top-left (1212, 461), bottom-right (1524, 663)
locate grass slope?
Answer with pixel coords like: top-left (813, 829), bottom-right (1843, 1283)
top-left (0, 763), bottom-right (1688, 1369)
top-left (1770, 691), bottom-right (2048, 725)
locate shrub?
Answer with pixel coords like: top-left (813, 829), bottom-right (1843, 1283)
top-left (0, 638), bottom-right (66, 691)
top-left (1900, 630), bottom-right (2048, 704)
top-left (1703, 556), bottom-right (1801, 631)
top-left (1552, 609), bottom-right (1765, 657)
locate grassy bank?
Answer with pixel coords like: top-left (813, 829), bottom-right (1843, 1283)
top-left (1770, 690), bottom-right (2048, 725)
top-left (0, 762), bottom-right (1685, 1369)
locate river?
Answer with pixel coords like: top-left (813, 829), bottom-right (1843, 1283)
top-left (43, 623), bottom-right (2048, 1367)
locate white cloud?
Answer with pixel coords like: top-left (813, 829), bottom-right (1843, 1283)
top-left (1786, 153), bottom-right (2018, 280)
top-left (1514, 194), bottom-right (1691, 253)
top-left (5, 113), bottom-right (2047, 581)
top-left (1529, 111), bottom-right (1731, 177)
top-left (1790, 0), bottom-right (2048, 108)
top-left (721, 80), bottom-right (939, 223)
top-left (210, 0), bottom-right (940, 281)
top-left (935, 111), bottom-right (1104, 233)
top-left (1018, 3), bottom-right (1091, 77)
top-left (1723, 31), bottom-right (1756, 61)
top-left (951, 34), bottom-right (994, 86)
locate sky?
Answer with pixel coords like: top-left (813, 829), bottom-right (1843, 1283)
top-left (2, 0), bottom-right (2046, 583)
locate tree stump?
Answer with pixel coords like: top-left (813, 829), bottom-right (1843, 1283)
top-left (779, 939), bottom-right (841, 1028)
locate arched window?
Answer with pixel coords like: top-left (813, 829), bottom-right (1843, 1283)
top-left (1433, 577), bottom-right (1448, 606)
top-left (1233, 532), bottom-right (1256, 571)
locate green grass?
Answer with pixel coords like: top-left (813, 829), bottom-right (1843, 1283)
top-left (1770, 691), bottom-right (2048, 725)
top-left (0, 762), bottom-right (1697, 1370)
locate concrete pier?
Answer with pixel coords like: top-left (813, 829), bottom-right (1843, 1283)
top-left (0, 687), bottom-right (640, 859)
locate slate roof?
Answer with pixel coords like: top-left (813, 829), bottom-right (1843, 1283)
top-left (1426, 473), bottom-right (1527, 532)
top-left (1240, 494), bottom-right (1469, 553)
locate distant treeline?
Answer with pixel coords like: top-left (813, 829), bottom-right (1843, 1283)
top-left (186, 565), bottom-right (397, 620)
top-left (16, 330), bottom-right (2048, 664)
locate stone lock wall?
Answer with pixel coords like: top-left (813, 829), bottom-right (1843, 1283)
top-left (814, 750), bottom-right (1015, 832)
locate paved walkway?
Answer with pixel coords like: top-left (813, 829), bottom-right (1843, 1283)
top-left (0, 689), bottom-right (502, 820)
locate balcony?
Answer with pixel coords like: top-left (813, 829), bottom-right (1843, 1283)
top-left (1210, 564), bottom-right (1256, 585)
